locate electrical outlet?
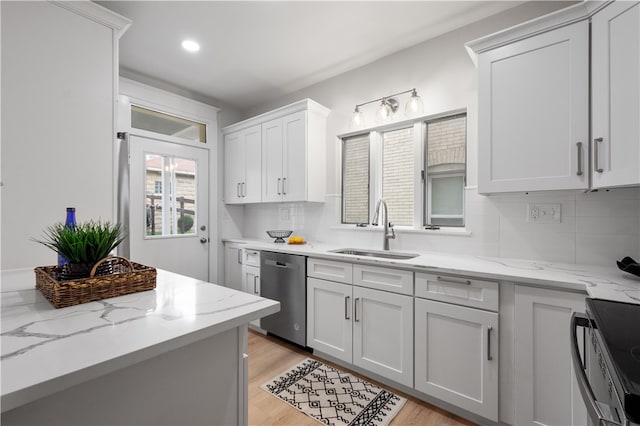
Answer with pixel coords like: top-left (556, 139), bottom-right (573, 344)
top-left (527, 203), bottom-right (561, 223)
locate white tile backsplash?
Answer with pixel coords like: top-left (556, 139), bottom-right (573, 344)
top-left (237, 188), bottom-right (640, 267)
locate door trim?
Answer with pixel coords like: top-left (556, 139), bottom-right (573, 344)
top-left (118, 77), bottom-right (219, 283)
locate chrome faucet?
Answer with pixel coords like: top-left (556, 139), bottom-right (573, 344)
top-left (372, 199), bottom-right (395, 250)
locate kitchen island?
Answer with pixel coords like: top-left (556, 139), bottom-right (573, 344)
top-left (0, 268), bottom-right (280, 426)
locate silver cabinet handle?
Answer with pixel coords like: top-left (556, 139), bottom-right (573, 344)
top-left (576, 142), bottom-right (583, 176)
top-left (237, 182), bottom-right (241, 198)
top-left (487, 326), bottom-right (493, 361)
top-left (345, 296), bottom-right (350, 320)
top-left (354, 297), bottom-right (359, 322)
top-left (594, 137), bottom-right (604, 173)
top-left (242, 182), bottom-right (246, 197)
top-left (253, 275), bottom-right (258, 294)
top-left (282, 177), bottom-right (287, 195)
top-left (436, 275), bottom-right (471, 285)
top-left (237, 249), bottom-right (242, 264)
top-left (277, 178), bottom-right (282, 195)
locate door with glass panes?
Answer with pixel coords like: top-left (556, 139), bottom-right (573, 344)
top-left (129, 134), bottom-right (209, 280)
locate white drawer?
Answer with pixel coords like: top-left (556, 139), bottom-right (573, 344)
top-left (307, 258), bottom-right (352, 284)
top-left (353, 264), bottom-right (413, 295)
top-left (415, 272), bottom-right (499, 311)
top-left (243, 249), bottom-right (260, 267)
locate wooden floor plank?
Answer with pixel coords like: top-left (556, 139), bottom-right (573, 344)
top-left (247, 330), bottom-right (476, 426)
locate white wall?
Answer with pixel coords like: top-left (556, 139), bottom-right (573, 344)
top-left (233, 2), bottom-right (640, 266)
top-left (1, 2), bottom-right (119, 269)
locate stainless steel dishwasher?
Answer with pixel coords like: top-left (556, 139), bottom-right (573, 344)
top-left (260, 251), bottom-right (306, 346)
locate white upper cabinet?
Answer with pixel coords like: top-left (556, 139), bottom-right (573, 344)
top-left (592, 2), bottom-right (640, 188)
top-left (223, 99), bottom-right (329, 204)
top-left (469, 1), bottom-right (640, 194)
top-left (475, 21), bottom-right (589, 193)
top-left (224, 125), bottom-right (261, 204)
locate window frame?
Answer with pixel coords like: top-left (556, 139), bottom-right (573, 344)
top-left (340, 109), bottom-right (467, 231)
top-left (423, 113), bottom-right (467, 228)
top-left (341, 134), bottom-right (372, 225)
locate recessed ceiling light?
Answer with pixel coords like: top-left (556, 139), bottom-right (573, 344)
top-left (181, 40), bottom-right (200, 53)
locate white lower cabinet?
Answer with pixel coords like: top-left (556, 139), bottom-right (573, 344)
top-left (352, 286), bottom-right (413, 387)
top-left (514, 285), bottom-right (586, 426)
top-left (223, 243), bottom-right (243, 292)
top-left (415, 298), bottom-right (499, 421)
top-left (242, 264), bottom-right (261, 328)
top-left (307, 277), bottom-right (413, 387)
top-left (307, 277), bottom-right (352, 362)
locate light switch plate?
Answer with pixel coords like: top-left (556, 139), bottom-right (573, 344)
top-left (527, 203), bottom-right (561, 223)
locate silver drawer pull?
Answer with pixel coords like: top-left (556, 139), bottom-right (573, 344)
top-left (487, 326), bottom-right (493, 361)
top-left (436, 276), bottom-right (471, 285)
top-left (354, 298), bottom-right (360, 322)
top-left (345, 296), bottom-right (350, 320)
top-left (594, 137), bottom-right (604, 173)
top-left (576, 142), bottom-right (583, 176)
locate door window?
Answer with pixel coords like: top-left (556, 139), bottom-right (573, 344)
top-left (144, 153), bottom-right (197, 237)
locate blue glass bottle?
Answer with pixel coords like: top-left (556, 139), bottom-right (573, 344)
top-left (57, 207), bottom-right (77, 268)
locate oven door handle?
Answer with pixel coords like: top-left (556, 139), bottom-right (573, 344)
top-left (571, 312), bottom-right (623, 426)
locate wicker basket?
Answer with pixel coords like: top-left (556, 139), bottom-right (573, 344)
top-left (35, 256), bottom-right (157, 309)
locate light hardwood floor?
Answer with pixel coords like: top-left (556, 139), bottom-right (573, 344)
top-left (247, 330), bottom-right (476, 426)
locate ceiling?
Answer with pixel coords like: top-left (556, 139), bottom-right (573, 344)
top-left (99, 1), bottom-right (524, 111)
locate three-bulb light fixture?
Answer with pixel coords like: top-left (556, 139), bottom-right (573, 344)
top-left (350, 88), bottom-right (424, 129)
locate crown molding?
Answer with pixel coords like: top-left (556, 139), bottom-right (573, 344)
top-left (49, 1), bottom-right (132, 37)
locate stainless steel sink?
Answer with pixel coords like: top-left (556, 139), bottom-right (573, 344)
top-left (329, 248), bottom-right (419, 260)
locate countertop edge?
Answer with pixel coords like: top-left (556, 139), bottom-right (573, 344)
top-left (1, 300), bottom-right (280, 413)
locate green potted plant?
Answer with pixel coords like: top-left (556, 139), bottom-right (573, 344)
top-left (34, 220), bottom-right (126, 280)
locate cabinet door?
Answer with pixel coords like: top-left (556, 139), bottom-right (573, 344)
top-left (514, 285), bottom-right (586, 426)
top-left (224, 131), bottom-right (245, 204)
top-left (243, 125), bottom-right (262, 202)
top-left (592, 2), bottom-right (640, 188)
top-left (282, 111), bottom-right (306, 202)
top-left (415, 299), bottom-right (498, 421)
top-left (478, 21), bottom-right (589, 193)
top-left (352, 286), bottom-right (413, 387)
top-left (224, 244), bottom-right (243, 291)
top-left (262, 117), bottom-right (284, 202)
top-left (306, 277), bottom-right (352, 363)
top-left (241, 266), bottom-right (260, 296)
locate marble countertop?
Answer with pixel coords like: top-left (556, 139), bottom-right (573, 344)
top-left (225, 238), bottom-right (640, 304)
top-left (0, 268), bottom-right (280, 412)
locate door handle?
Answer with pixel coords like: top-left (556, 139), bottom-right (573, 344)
top-left (354, 297), bottom-right (360, 322)
top-left (576, 142), bottom-right (583, 176)
top-left (237, 250), bottom-right (242, 264)
top-left (282, 177), bottom-right (287, 195)
top-left (253, 275), bottom-right (259, 294)
top-left (242, 182), bottom-right (246, 197)
top-left (345, 296), bottom-right (350, 320)
top-left (570, 313), bottom-right (621, 426)
top-left (277, 178), bottom-right (282, 195)
top-left (594, 137), bottom-right (604, 173)
top-left (487, 326), bottom-right (493, 361)
top-left (237, 182), bottom-right (241, 198)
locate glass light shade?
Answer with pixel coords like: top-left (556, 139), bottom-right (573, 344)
top-left (376, 101), bottom-right (393, 123)
top-left (350, 107), bottom-right (365, 129)
top-left (405, 91), bottom-right (424, 117)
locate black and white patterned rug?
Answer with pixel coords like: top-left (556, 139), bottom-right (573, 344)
top-left (261, 358), bottom-right (406, 426)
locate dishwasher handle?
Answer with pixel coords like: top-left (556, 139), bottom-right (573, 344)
top-left (264, 259), bottom-right (294, 269)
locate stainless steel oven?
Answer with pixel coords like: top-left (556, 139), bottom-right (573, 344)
top-left (571, 299), bottom-right (640, 426)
